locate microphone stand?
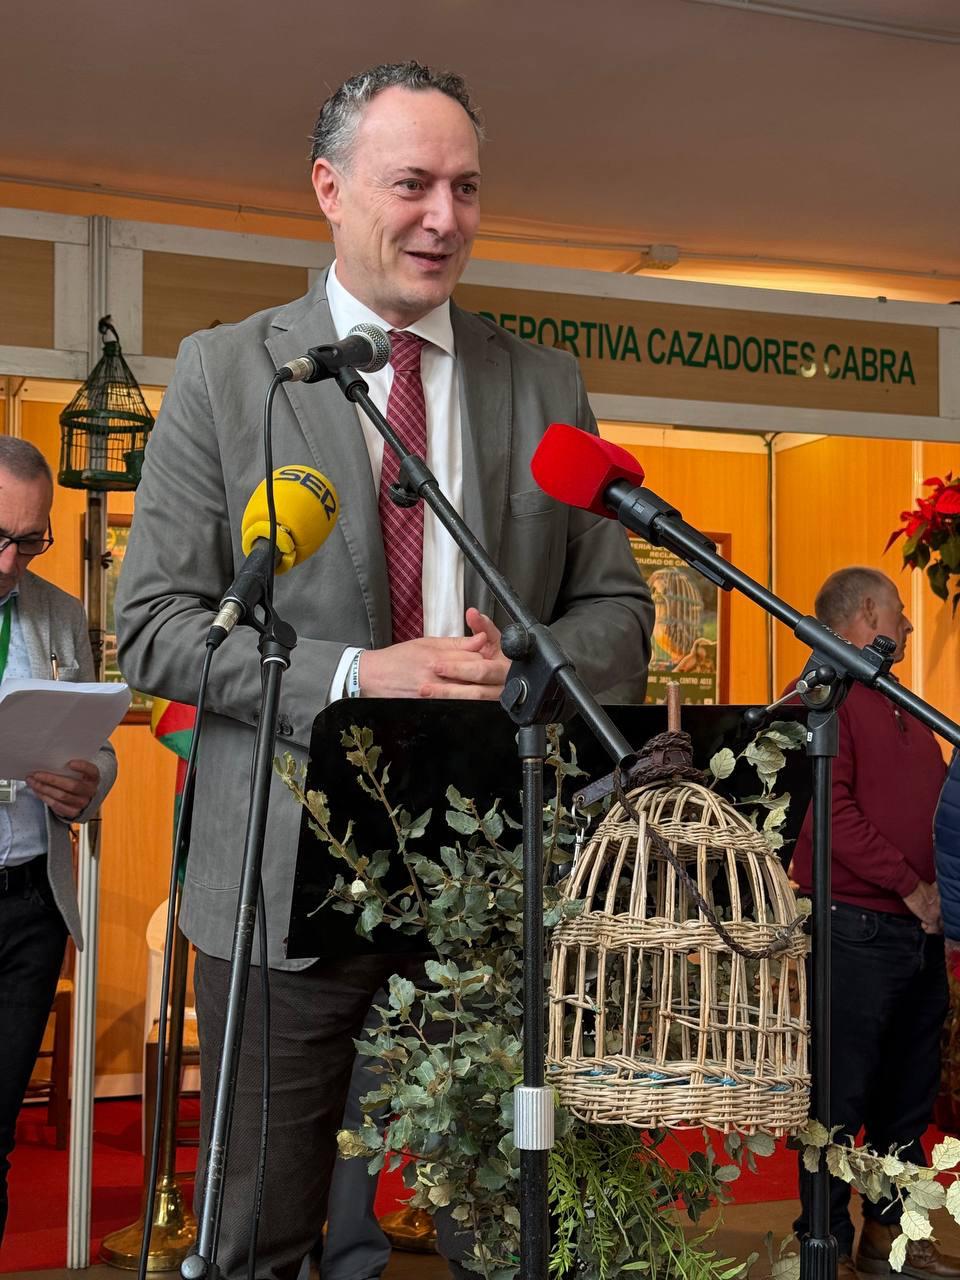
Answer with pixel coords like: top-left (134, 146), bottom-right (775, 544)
top-left (600, 477), bottom-right (960, 1280)
top-left (335, 365), bottom-right (637, 1280)
top-left (181, 593), bottom-right (297, 1280)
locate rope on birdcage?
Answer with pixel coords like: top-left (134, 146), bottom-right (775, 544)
top-left (607, 733), bottom-right (806, 962)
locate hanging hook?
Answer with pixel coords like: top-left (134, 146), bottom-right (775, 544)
top-left (98, 315), bottom-right (120, 345)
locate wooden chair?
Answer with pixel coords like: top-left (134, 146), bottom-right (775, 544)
top-left (24, 940), bottom-right (74, 1149)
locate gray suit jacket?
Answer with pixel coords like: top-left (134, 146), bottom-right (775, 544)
top-left (16, 571), bottom-right (118, 946)
top-left (116, 277), bottom-right (653, 967)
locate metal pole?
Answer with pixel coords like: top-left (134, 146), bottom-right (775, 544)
top-left (515, 724), bottom-right (553, 1280)
top-left (67, 484), bottom-right (106, 1267)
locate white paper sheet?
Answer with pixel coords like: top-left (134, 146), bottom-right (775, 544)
top-left (0, 678), bottom-right (131, 778)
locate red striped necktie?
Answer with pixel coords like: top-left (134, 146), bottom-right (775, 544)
top-left (379, 330), bottom-right (428, 643)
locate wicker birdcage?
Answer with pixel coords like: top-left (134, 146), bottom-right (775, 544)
top-left (548, 742), bottom-right (810, 1136)
top-left (58, 316), bottom-right (154, 491)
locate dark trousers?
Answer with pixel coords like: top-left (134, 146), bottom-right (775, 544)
top-left (0, 859), bottom-right (68, 1247)
top-left (193, 949), bottom-right (473, 1280)
top-left (795, 900), bottom-right (949, 1257)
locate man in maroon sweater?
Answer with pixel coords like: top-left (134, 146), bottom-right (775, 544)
top-left (791, 567), bottom-right (954, 1280)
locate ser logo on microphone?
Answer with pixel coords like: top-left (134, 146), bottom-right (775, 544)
top-left (276, 466), bottom-right (338, 519)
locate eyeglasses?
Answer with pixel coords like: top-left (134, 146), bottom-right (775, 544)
top-left (0, 520), bottom-right (54, 557)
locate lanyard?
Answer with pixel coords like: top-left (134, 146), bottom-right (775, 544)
top-left (0, 600), bottom-right (11, 684)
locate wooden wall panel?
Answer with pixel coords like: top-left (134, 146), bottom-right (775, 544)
top-left (918, 442), bottom-right (960, 734)
top-left (0, 236), bottom-right (54, 349)
top-left (19, 403), bottom-right (176, 1080)
top-left (96, 725), bottom-right (177, 1077)
top-left (773, 436), bottom-right (914, 691)
top-left (617, 439), bottom-right (770, 705)
top-left (142, 252), bottom-right (308, 358)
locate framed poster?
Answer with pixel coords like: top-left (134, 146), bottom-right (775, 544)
top-left (629, 532), bottom-right (731, 706)
top-left (82, 514), bottom-right (152, 724)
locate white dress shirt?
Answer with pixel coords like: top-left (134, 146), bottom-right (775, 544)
top-left (325, 262), bottom-right (466, 699)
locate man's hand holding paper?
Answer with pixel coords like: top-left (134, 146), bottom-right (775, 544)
top-left (26, 757), bottom-right (101, 820)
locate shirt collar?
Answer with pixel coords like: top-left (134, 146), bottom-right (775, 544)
top-left (0, 588), bottom-right (19, 610)
top-left (325, 261), bottom-right (455, 360)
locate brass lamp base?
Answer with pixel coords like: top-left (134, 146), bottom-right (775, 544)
top-left (100, 1175), bottom-right (196, 1271)
top-left (379, 1205), bottom-right (438, 1253)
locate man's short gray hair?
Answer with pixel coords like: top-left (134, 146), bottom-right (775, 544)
top-left (815, 567), bottom-right (895, 630)
top-left (0, 437), bottom-right (53, 486)
top-left (309, 61), bottom-right (484, 170)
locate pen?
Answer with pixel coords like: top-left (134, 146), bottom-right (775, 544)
top-left (50, 651), bottom-right (59, 681)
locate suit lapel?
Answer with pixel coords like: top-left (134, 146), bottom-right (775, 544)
top-left (264, 283), bottom-right (391, 646)
top-left (14, 573), bottom-right (51, 677)
top-left (453, 305), bottom-right (512, 619)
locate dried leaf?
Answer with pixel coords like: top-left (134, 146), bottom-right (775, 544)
top-left (899, 1209), bottom-right (933, 1241)
top-left (933, 1138), bottom-right (960, 1171)
top-left (889, 1234), bottom-right (909, 1273)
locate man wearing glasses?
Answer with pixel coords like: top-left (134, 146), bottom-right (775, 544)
top-left (0, 437), bottom-right (116, 1246)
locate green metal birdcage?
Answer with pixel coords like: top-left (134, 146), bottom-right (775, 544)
top-left (58, 316), bottom-right (154, 491)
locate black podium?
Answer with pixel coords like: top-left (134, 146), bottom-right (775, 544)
top-left (286, 699), bottom-right (809, 959)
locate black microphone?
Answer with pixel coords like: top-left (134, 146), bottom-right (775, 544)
top-left (279, 323), bottom-right (391, 384)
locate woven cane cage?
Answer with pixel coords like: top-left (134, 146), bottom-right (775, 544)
top-left (58, 317), bottom-right (154, 491)
top-left (548, 763), bottom-right (809, 1135)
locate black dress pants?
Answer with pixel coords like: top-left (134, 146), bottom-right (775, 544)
top-left (193, 948), bottom-right (472, 1280)
top-left (0, 858), bottom-right (68, 1247)
top-left (795, 900), bottom-right (949, 1257)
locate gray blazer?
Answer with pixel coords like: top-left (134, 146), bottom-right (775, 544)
top-left (116, 278), bottom-right (653, 967)
top-left (16, 571), bottom-right (118, 946)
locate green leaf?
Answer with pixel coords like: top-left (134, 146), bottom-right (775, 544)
top-left (903, 527), bottom-right (928, 559)
top-left (388, 976), bottom-right (416, 1014)
top-left (406, 808), bottom-right (432, 839)
top-left (360, 898), bottom-right (384, 935)
top-left (446, 809), bottom-right (479, 835)
top-left (744, 1132), bottom-right (777, 1158)
top-left (940, 534), bottom-right (960, 573)
top-left (798, 1120), bottom-right (830, 1148)
top-left (710, 748), bottom-right (737, 780)
top-left (444, 784), bottom-right (472, 812)
top-left (772, 1256), bottom-right (800, 1280)
top-left (802, 1146), bottom-right (821, 1174)
top-left (440, 846), bottom-right (465, 877)
top-left (715, 1165), bottom-right (741, 1183)
top-left (928, 560), bottom-right (951, 600)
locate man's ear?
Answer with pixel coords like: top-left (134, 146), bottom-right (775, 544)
top-left (311, 158), bottom-right (342, 226)
top-left (861, 594), bottom-right (878, 628)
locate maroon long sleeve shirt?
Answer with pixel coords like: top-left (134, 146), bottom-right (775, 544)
top-left (790, 682), bottom-right (947, 915)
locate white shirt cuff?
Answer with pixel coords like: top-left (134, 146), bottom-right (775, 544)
top-left (330, 646), bottom-right (361, 703)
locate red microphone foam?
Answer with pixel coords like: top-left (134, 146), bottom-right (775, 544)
top-left (530, 423), bottom-right (646, 518)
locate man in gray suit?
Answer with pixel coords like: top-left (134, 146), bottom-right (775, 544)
top-left (0, 438), bottom-right (117, 1245)
top-left (116, 61), bottom-right (652, 1280)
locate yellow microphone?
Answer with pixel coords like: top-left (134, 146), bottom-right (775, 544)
top-left (208, 465), bottom-right (339, 648)
top-left (240, 465), bottom-right (339, 572)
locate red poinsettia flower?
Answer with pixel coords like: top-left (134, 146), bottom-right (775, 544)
top-left (935, 485), bottom-right (960, 516)
top-left (887, 475), bottom-right (960, 609)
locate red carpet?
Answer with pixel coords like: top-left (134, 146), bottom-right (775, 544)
top-left (2, 1099), bottom-right (945, 1272)
top-left (2, 1100), bottom-right (199, 1271)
